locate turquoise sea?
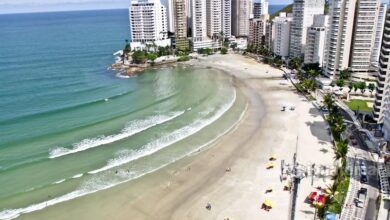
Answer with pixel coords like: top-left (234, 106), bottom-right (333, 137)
top-left (0, 9), bottom-right (247, 219)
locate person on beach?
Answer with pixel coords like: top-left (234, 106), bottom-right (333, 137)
top-left (206, 202), bottom-right (211, 210)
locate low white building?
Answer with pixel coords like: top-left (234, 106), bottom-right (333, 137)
top-left (304, 15), bottom-right (328, 66)
top-left (272, 12), bottom-right (293, 57)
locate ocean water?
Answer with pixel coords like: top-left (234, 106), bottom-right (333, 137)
top-left (0, 10), bottom-right (246, 219)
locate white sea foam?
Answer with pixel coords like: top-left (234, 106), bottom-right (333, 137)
top-left (48, 111), bottom-right (185, 159)
top-left (88, 89), bottom-right (236, 174)
top-left (0, 90), bottom-right (242, 220)
top-left (53, 179), bottom-right (65, 184)
top-left (72, 174), bottom-right (83, 179)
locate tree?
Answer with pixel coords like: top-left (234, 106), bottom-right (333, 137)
top-left (290, 57), bottom-right (302, 69)
top-left (231, 42), bottom-right (238, 51)
top-left (334, 140), bottom-right (348, 168)
top-left (353, 83), bottom-right (359, 94)
top-left (348, 83), bottom-right (353, 93)
top-left (147, 52), bottom-right (158, 62)
top-left (357, 82), bottom-right (366, 95)
top-left (124, 40), bottom-right (131, 54)
top-left (368, 83), bottom-right (375, 96)
top-left (323, 93), bottom-right (335, 110)
top-left (308, 69), bottom-right (319, 78)
top-left (339, 69), bottom-right (350, 80)
top-left (221, 47), bottom-right (228, 54)
top-left (336, 79), bottom-right (345, 91)
top-left (132, 51), bottom-right (147, 64)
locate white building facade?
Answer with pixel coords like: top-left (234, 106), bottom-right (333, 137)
top-left (272, 13), bottom-right (293, 57)
top-left (191, 0), bottom-right (215, 50)
top-left (349, 0), bottom-right (381, 73)
top-left (289, 0), bottom-right (325, 58)
top-left (374, 8), bottom-right (390, 124)
top-left (371, 3), bottom-right (387, 68)
top-left (304, 15), bottom-right (328, 66)
top-left (206, 0), bottom-right (222, 39)
top-left (253, 0), bottom-right (269, 19)
top-left (232, 0), bottom-right (251, 37)
top-left (323, 0), bottom-right (357, 78)
top-left (221, 0), bottom-right (232, 39)
top-left (129, 0), bottom-right (170, 50)
top-left (161, 0), bottom-right (175, 32)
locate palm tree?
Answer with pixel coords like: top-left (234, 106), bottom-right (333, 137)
top-left (323, 93), bottom-right (334, 110)
top-left (308, 69), bottom-right (319, 79)
top-left (334, 140), bottom-right (348, 168)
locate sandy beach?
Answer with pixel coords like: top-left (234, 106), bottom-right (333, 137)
top-left (20, 53), bottom-right (335, 220)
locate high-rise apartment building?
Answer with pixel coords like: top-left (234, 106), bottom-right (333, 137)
top-left (289, 0), bottom-right (324, 58)
top-left (349, 0), bottom-right (381, 73)
top-left (191, 0), bottom-right (215, 50)
top-left (161, 0), bottom-right (175, 32)
top-left (272, 12), bottom-right (293, 57)
top-left (173, 0), bottom-right (189, 50)
top-left (324, 0), bottom-right (381, 78)
top-left (221, 0), bottom-right (232, 39)
top-left (253, 0), bottom-right (269, 19)
top-left (129, 0), bottom-right (169, 49)
top-left (232, 0), bottom-right (251, 37)
top-left (304, 15), bottom-right (328, 66)
top-left (371, 3), bottom-right (387, 68)
top-left (206, 0), bottom-right (222, 39)
top-left (373, 8), bottom-right (390, 124)
top-left (323, 0), bottom-right (357, 78)
top-left (248, 15), bottom-right (269, 48)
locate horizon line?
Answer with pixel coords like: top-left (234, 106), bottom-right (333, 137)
top-left (0, 3), bottom-right (289, 16)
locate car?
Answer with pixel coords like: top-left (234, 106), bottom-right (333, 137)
top-left (358, 187), bottom-right (367, 195)
top-left (355, 191), bottom-right (366, 208)
top-left (361, 175), bottom-right (368, 183)
top-left (360, 161), bottom-right (367, 171)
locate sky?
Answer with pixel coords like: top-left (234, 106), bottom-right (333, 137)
top-left (0, 0), bottom-right (293, 14)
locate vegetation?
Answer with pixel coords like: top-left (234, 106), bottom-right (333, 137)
top-left (123, 40), bottom-right (131, 54)
top-left (131, 50), bottom-right (148, 64)
top-left (263, 55), bottom-right (282, 68)
top-left (368, 83), bottom-right (375, 96)
top-left (220, 47), bottom-right (228, 55)
top-left (270, 4), bottom-right (293, 20)
top-left (345, 99), bottom-right (372, 112)
top-left (339, 69), bottom-right (350, 80)
top-left (290, 57), bottom-right (302, 70)
top-left (230, 42), bottom-right (238, 51)
top-left (335, 79), bottom-right (345, 91)
top-left (326, 171), bottom-right (350, 214)
top-left (198, 48), bottom-right (213, 55)
top-left (318, 94), bottom-right (350, 217)
top-left (147, 52), bottom-right (158, 62)
top-left (177, 56), bottom-right (190, 62)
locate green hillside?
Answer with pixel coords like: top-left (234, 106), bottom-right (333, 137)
top-left (270, 4), bottom-right (293, 20)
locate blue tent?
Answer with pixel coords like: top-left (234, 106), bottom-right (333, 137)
top-left (325, 211), bottom-right (337, 220)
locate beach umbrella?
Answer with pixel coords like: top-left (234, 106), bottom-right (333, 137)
top-left (264, 198), bottom-right (273, 208)
top-left (267, 162), bottom-right (275, 169)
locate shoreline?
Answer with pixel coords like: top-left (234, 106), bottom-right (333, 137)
top-left (20, 54), bottom-right (335, 220)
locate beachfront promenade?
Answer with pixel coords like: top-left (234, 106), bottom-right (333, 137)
top-left (19, 54), bottom-right (335, 220)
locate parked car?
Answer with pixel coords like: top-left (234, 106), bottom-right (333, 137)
top-left (360, 174), bottom-right (368, 183)
top-left (358, 187), bottom-right (367, 195)
top-left (355, 190), bottom-right (366, 208)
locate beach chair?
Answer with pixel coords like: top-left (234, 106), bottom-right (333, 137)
top-left (308, 192), bottom-right (317, 203)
